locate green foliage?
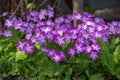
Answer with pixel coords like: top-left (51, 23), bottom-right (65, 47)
top-left (89, 73), bottom-right (104, 80)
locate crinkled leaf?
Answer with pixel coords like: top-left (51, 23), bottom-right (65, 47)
top-left (113, 45), bottom-right (120, 63)
top-left (112, 37), bottom-right (120, 45)
top-left (16, 51), bottom-right (27, 61)
top-left (115, 67), bottom-right (120, 79)
top-left (89, 73), bottom-right (104, 80)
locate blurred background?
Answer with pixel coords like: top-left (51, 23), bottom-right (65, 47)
top-left (0, 0), bottom-right (120, 19)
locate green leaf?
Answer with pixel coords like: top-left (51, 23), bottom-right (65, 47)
top-left (110, 37), bottom-right (120, 49)
top-left (35, 42), bottom-right (40, 49)
top-left (27, 3), bottom-right (35, 9)
top-left (89, 73), bottom-right (104, 80)
top-left (38, 74), bottom-right (47, 80)
top-left (79, 75), bottom-right (86, 80)
top-left (16, 51), bottom-right (27, 61)
top-left (112, 37), bottom-right (120, 45)
top-left (115, 67), bottom-right (120, 79)
top-left (113, 45), bottom-right (120, 63)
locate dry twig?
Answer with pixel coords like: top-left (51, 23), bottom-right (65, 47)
top-left (10, 0), bottom-right (23, 19)
top-left (40, 0), bottom-right (48, 7)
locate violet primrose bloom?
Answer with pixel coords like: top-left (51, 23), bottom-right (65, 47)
top-left (17, 40), bottom-right (26, 51)
top-left (3, 30), bottom-right (12, 37)
top-left (89, 51), bottom-right (99, 60)
top-left (68, 47), bottom-right (76, 57)
top-left (46, 49), bottom-right (56, 57)
top-left (51, 53), bottom-right (62, 62)
top-left (4, 19), bottom-right (13, 28)
top-left (75, 43), bottom-right (84, 54)
top-left (24, 42), bottom-right (34, 54)
top-left (40, 46), bottom-right (48, 52)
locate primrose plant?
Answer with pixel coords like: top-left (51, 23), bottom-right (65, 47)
top-left (2, 6), bottom-right (120, 62)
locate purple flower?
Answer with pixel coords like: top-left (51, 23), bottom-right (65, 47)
top-left (94, 32), bottom-right (102, 38)
top-left (72, 13), bottom-right (82, 20)
top-left (108, 22), bottom-right (120, 34)
top-left (19, 26), bottom-right (26, 33)
top-left (25, 33), bottom-right (32, 40)
top-left (23, 22), bottom-right (29, 28)
top-left (46, 20), bottom-right (53, 26)
top-left (83, 32), bottom-right (90, 39)
top-left (58, 51), bottom-right (66, 60)
top-left (68, 47), bottom-right (76, 57)
top-left (30, 10), bottom-right (38, 17)
top-left (76, 36), bottom-right (85, 44)
top-left (55, 16), bottom-right (64, 24)
top-left (41, 27), bottom-right (52, 33)
top-left (91, 43), bottom-right (101, 51)
top-left (46, 32), bottom-right (54, 41)
top-left (54, 36), bottom-right (65, 46)
top-left (51, 53), bottom-right (62, 62)
top-left (24, 41), bottom-right (34, 54)
top-left (13, 19), bottom-right (23, 30)
top-left (86, 21), bottom-right (95, 26)
top-left (3, 30), bottom-right (12, 37)
top-left (82, 24), bottom-right (88, 30)
top-left (27, 15), bottom-right (32, 21)
top-left (56, 28), bottom-right (66, 36)
top-left (30, 36), bottom-right (37, 43)
top-left (96, 25), bottom-right (104, 31)
top-left (89, 37), bottom-right (97, 43)
top-left (111, 21), bottom-right (119, 26)
top-left (87, 26), bottom-right (95, 33)
top-left (47, 6), bottom-right (54, 18)
top-left (25, 27), bottom-right (33, 34)
top-left (75, 43), bottom-right (84, 54)
top-left (32, 16), bottom-right (38, 22)
top-left (46, 49), bottom-right (56, 57)
top-left (64, 33), bottom-right (72, 42)
top-left (17, 40), bottom-right (25, 51)
top-left (36, 34), bottom-right (46, 44)
top-left (40, 46), bottom-right (48, 52)
top-left (4, 19), bottom-right (13, 28)
top-left (29, 22), bottom-right (35, 29)
top-left (89, 51), bottom-right (99, 60)
top-left (39, 9), bottom-right (47, 20)
top-left (101, 35), bottom-right (108, 42)
top-left (85, 45), bottom-right (93, 53)
top-left (94, 17), bottom-right (105, 24)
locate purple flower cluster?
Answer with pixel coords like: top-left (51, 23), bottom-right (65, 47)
top-left (107, 21), bottom-right (120, 34)
top-left (3, 6), bottom-right (120, 62)
top-left (40, 47), bottom-right (66, 62)
top-left (17, 40), bottom-right (34, 54)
